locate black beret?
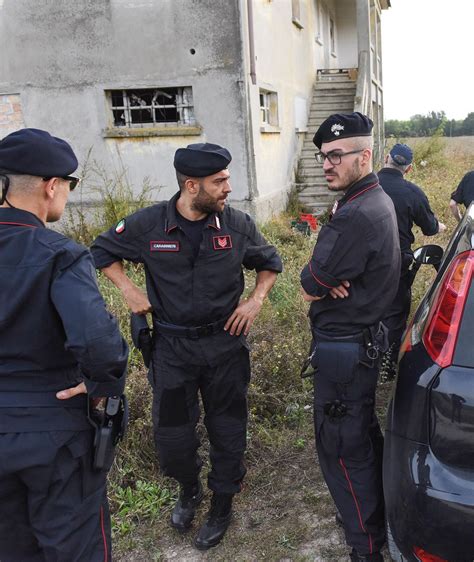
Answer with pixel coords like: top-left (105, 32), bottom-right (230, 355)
top-left (0, 128), bottom-right (78, 177)
top-left (313, 112), bottom-right (373, 149)
top-left (174, 142), bottom-right (231, 177)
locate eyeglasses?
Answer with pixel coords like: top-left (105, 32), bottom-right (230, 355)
top-left (315, 149), bottom-right (364, 165)
top-left (43, 176), bottom-right (81, 191)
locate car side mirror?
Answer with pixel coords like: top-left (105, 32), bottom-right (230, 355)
top-left (413, 244), bottom-right (444, 267)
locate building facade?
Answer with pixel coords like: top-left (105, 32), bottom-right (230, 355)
top-left (0, 0), bottom-right (390, 220)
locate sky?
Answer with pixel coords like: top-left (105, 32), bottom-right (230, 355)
top-left (382, 0), bottom-right (474, 121)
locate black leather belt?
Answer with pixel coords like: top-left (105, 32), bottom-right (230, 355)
top-left (312, 326), bottom-right (366, 344)
top-left (153, 318), bottom-right (227, 339)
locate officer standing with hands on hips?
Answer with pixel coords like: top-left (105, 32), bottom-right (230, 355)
top-left (0, 128), bottom-right (128, 562)
top-left (91, 142), bottom-right (282, 550)
top-left (378, 143), bottom-right (445, 378)
top-left (300, 113), bottom-right (400, 562)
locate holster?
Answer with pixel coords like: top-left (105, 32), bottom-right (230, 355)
top-left (130, 313), bottom-right (153, 367)
top-left (88, 395), bottom-right (128, 471)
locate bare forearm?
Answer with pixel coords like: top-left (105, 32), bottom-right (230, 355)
top-left (101, 261), bottom-right (152, 314)
top-left (449, 200), bottom-right (462, 222)
top-left (250, 270), bottom-right (278, 303)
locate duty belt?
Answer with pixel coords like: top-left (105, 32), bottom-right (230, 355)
top-left (153, 318), bottom-right (228, 339)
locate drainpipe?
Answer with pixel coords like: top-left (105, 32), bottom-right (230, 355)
top-left (247, 0), bottom-right (256, 84)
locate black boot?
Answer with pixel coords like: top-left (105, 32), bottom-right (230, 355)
top-left (194, 492), bottom-right (233, 550)
top-left (170, 480), bottom-right (204, 532)
top-left (349, 549), bottom-right (384, 562)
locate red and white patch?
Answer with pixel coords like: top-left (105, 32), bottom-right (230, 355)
top-left (212, 235), bottom-right (232, 250)
top-left (150, 240), bottom-right (180, 252)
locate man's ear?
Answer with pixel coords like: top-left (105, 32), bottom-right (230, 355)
top-left (361, 148), bottom-right (373, 165)
top-left (42, 177), bottom-right (59, 200)
top-left (184, 177), bottom-right (199, 195)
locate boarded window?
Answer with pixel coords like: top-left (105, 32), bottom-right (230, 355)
top-left (107, 87), bottom-right (195, 128)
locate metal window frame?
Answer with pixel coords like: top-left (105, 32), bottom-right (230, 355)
top-left (109, 87), bottom-right (194, 128)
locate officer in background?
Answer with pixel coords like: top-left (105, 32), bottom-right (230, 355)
top-left (378, 143), bottom-right (445, 378)
top-left (449, 169), bottom-right (474, 222)
top-left (300, 113), bottom-right (400, 562)
top-left (91, 143), bottom-right (282, 550)
top-left (0, 129), bottom-right (128, 561)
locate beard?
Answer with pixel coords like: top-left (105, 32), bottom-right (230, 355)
top-left (191, 184), bottom-right (226, 214)
top-left (327, 158), bottom-right (362, 192)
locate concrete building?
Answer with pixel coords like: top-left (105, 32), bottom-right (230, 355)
top-left (0, 0), bottom-right (390, 220)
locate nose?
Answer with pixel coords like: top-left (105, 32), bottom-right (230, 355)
top-left (223, 180), bottom-right (232, 194)
top-left (323, 157), bottom-right (334, 172)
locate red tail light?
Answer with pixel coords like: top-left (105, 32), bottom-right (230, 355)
top-left (422, 250), bottom-right (474, 367)
top-left (413, 546), bottom-right (448, 561)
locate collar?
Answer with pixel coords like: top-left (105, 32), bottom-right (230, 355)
top-left (0, 207), bottom-right (45, 228)
top-left (165, 191), bottom-right (221, 233)
top-left (378, 167), bottom-right (403, 178)
top-left (337, 172), bottom-right (379, 210)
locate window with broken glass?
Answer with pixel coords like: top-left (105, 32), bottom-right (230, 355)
top-left (108, 87), bottom-right (195, 128)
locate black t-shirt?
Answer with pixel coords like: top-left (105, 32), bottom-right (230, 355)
top-left (176, 212), bottom-right (207, 258)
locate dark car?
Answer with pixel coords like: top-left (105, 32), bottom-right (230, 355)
top-left (384, 203), bottom-right (474, 562)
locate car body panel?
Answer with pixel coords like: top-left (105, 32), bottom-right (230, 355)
top-left (384, 204), bottom-right (474, 561)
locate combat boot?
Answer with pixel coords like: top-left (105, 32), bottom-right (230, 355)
top-left (349, 549), bottom-right (384, 562)
top-left (194, 492), bottom-right (233, 550)
top-left (170, 480), bottom-right (204, 532)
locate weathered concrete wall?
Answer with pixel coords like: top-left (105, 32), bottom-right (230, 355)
top-left (0, 0), bottom-right (251, 206)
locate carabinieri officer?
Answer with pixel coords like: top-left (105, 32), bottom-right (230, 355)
top-left (300, 113), bottom-right (400, 562)
top-left (91, 143), bottom-right (282, 550)
top-left (0, 128), bottom-right (128, 561)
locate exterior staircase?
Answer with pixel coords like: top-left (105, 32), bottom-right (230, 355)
top-left (296, 70), bottom-right (356, 215)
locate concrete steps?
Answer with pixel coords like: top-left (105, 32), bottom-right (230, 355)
top-left (295, 70), bottom-right (356, 214)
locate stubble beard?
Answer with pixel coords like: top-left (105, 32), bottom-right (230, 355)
top-left (191, 184), bottom-right (224, 215)
top-left (327, 158), bottom-right (362, 192)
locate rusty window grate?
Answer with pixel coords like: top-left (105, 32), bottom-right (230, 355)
top-left (108, 87), bottom-right (195, 128)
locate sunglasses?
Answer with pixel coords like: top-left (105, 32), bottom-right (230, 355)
top-left (43, 176), bottom-right (81, 191)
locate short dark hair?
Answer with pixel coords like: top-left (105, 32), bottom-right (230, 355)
top-left (176, 170), bottom-right (191, 190)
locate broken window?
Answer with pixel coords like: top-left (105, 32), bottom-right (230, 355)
top-left (107, 87), bottom-right (195, 128)
top-left (259, 89), bottom-right (279, 127)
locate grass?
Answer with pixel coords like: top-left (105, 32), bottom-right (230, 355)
top-left (62, 136), bottom-right (473, 560)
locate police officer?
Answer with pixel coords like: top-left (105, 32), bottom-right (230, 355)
top-left (378, 143), bottom-right (445, 378)
top-left (300, 113), bottom-right (400, 561)
top-left (0, 128), bottom-right (128, 561)
top-left (449, 169), bottom-right (474, 222)
top-left (91, 143), bottom-right (282, 549)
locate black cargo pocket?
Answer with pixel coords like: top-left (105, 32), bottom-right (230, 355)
top-left (313, 341), bottom-right (360, 383)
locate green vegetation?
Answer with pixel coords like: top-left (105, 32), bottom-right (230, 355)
top-left (386, 110), bottom-right (474, 138)
top-left (61, 136), bottom-right (471, 559)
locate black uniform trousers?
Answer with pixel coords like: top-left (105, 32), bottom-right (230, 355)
top-left (150, 344), bottom-right (250, 495)
top-left (0, 430), bottom-right (111, 562)
top-left (382, 269), bottom-right (413, 358)
top-left (312, 338), bottom-right (385, 555)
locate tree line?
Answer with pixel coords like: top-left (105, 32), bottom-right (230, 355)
top-left (385, 111), bottom-right (474, 137)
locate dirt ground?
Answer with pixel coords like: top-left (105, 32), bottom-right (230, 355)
top-left (114, 380), bottom-right (393, 562)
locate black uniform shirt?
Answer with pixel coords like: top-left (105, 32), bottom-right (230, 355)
top-left (91, 192), bottom-right (283, 365)
top-left (378, 167), bottom-right (438, 257)
top-left (451, 170), bottom-right (474, 208)
top-left (0, 208), bottom-right (128, 432)
top-left (300, 173), bottom-right (401, 335)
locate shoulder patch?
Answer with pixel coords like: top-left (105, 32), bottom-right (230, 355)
top-left (115, 219), bottom-right (126, 234)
